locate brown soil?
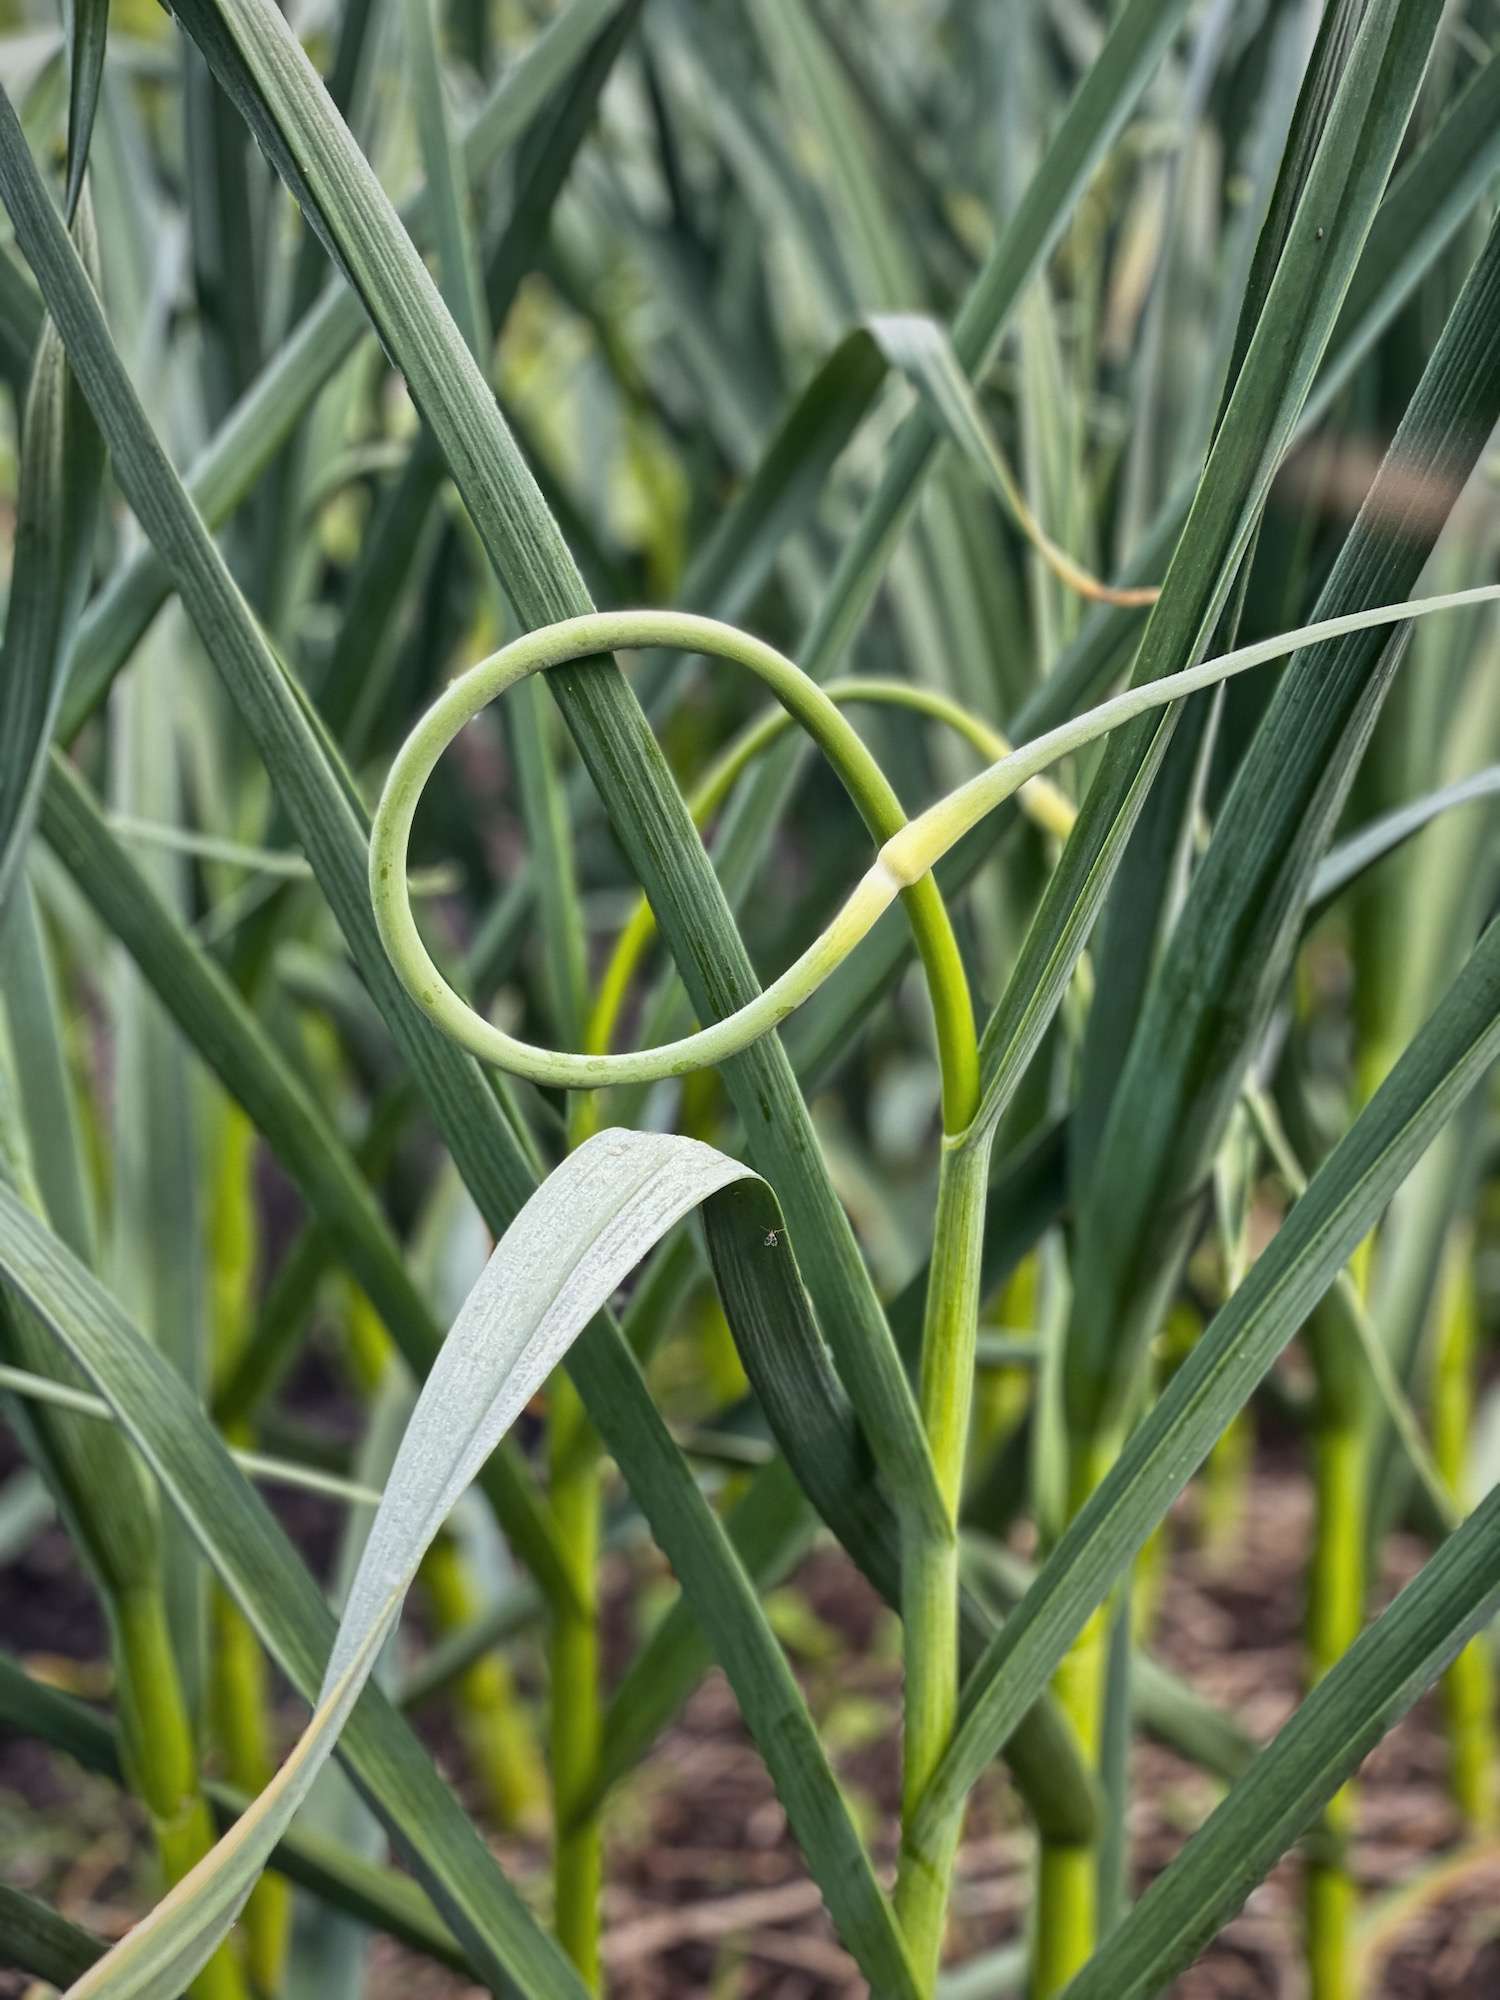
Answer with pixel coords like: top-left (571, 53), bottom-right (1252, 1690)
top-left (2, 1441), bottom-right (1497, 1997)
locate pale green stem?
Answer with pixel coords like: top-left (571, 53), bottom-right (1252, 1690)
top-left (1256, 1087), bottom-right (1369, 1999)
top-left (1199, 1413), bottom-right (1252, 1559)
top-left (422, 1528), bottom-right (548, 1832)
top-left (1305, 1422), bottom-right (1366, 2000)
top-left (208, 1563), bottom-right (289, 1993)
top-left (371, 608), bottom-right (977, 1102)
top-left (896, 1123), bottom-right (991, 1987)
top-left (114, 1589), bottom-right (250, 2000)
top-left (549, 1373), bottom-right (602, 1986)
top-left (584, 677), bottom-right (1072, 1070)
top-left (207, 1100), bottom-right (289, 1996)
top-left (1031, 1435), bottom-right (1119, 1996)
top-left (1433, 1230), bottom-right (1494, 1828)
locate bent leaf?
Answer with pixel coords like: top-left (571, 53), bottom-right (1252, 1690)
top-left (870, 312), bottom-right (1158, 608)
top-left (53, 1130), bottom-right (918, 2000)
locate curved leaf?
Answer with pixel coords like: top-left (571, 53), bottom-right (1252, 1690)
top-left (0, 1177), bottom-right (587, 1999)
top-left (0, 1881), bottom-right (102, 1988)
top-left (0, 1651), bottom-right (470, 1975)
top-left (910, 907), bottom-right (1500, 1851)
top-left (17, 1130), bottom-right (918, 2000)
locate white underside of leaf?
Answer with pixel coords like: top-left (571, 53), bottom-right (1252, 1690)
top-left (66, 1127), bottom-right (757, 1999)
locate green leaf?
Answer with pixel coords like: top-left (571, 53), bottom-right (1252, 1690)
top-left (746, 0), bottom-right (924, 311)
top-left (106, 639), bottom-right (212, 1713)
top-left (55, 0), bottom-right (629, 741)
top-left (969, 0), bottom-right (1450, 1160)
top-left (1064, 204), bottom-right (1500, 1439)
top-left (798, 0), bottom-right (1194, 676)
top-left (184, 49), bottom-right (264, 425)
top-left (6, 1131), bottom-right (918, 2000)
top-left (868, 313), bottom-right (1157, 610)
top-left (320, 0), bottom-right (638, 762)
top-left (0, 93), bottom-right (988, 1925)
top-left (0, 1880), bottom-right (102, 1988)
top-left (797, 49), bottom-right (1500, 1097)
top-left (1309, 765), bottom-right (1500, 915)
top-left (0, 878), bottom-right (96, 1266)
top-left (0, 1173), bottom-right (589, 2000)
top-left (1009, 35), bottom-right (1500, 758)
top-left (0, 1650), bottom-right (472, 1976)
top-left (37, 750), bottom-right (573, 1610)
top-left (910, 906), bottom-right (1500, 1851)
top-left (0, 981), bottom-right (161, 1620)
top-left (161, 0), bottom-right (946, 1571)
top-left (62, 0), bottom-right (106, 222)
top-left (699, 1151), bottom-right (1098, 1848)
top-left (0, 195), bottom-right (102, 925)
top-left (1059, 1476), bottom-right (1500, 1999)
top-left (1241, 1085), bottom-right (1458, 1534)
top-left (0, 1359), bottom-right (382, 1508)
top-left (68, 1607), bottom-right (398, 2000)
top-left (1316, 45), bottom-right (1500, 418)
top-left (678, 0), bottom-right (1194, 1039)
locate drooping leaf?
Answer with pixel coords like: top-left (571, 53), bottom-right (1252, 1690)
top-left (5, 1131), bottom-right (919, 2000)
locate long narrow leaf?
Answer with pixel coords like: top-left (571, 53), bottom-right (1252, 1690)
top-left (0, 1651), bottom-right (471, 1975)
top-left (4, 1131), bottom-right (918, 2000)
top-left (911, 908), bottom-right (1500, 1846)
top-left (1059, 1477), bottom-right (1500, 1998)
top-left (38, 751), bottom-right (572, 1609)
top-left (0, 196), bottom-right (102, 923)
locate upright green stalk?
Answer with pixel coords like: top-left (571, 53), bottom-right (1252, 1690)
top-left (1299, 1076), bottom-right (1375, 2000)
top-left (110, 1588), bottom-right (248, 2000)
top-left (896, 1119), bottom-right (991, 1986)
top-left (1032, 1433), bottom-right (1120, 1996)
top-left (205, 1100), bottom-right (289, 1995)
top-left (548, 1371), bottom-right (602, 1985)
top-left (1, 924), bottom-right (247, 2000)
top-left (1432, 1226), bottom-right (1494, 1828)
top-left (419, 1526), bottom-right (548, 1835)
top-left (1303, 1405), bottom-right (1366, 2000)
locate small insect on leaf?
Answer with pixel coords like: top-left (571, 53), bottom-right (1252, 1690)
top-left (764, 1229), bottom-right (781, 1248)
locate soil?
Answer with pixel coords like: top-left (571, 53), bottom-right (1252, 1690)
top-left (2, 1426), bottom-right (1497, 1998)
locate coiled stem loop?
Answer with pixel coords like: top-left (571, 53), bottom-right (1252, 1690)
top-left (369, 610), bottom-right (979, 1120)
